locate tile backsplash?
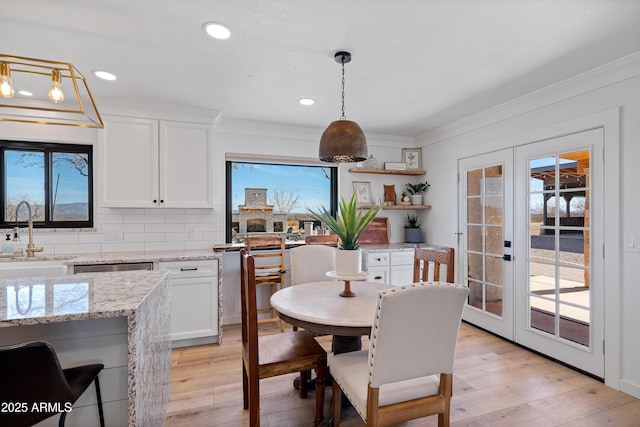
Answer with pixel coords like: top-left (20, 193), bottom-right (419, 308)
top-left (4, 207), bottom-right (223, 255)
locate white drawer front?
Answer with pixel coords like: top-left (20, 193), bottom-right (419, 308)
top-left (159, 260), bottom-right (217, 278)
top-left (366, 252), bottom-right (389, 267)
top-left (391, 251), bottom-right (415, 266)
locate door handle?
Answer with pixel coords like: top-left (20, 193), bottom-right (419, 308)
top-left (490, 254), bottom-right (512, 261)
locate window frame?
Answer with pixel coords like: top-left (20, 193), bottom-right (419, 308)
top-left (225, 159), bottom-right (338, 243)
top-left (0, 139), bottom-right (94, 229)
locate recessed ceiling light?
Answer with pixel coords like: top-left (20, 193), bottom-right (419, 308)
top-left (93, 70), bottom-right (117, 81)
top-left (203, 22), bottom-right (231, 40)
top-left (299, 98), bottom-right (315, 106)
top-left (18, 90), bottom-right (33, 96)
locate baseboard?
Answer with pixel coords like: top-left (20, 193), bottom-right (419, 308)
top-left (171, 336), bottom-right (219, 349)
top-left (620, 379), bottom-right (640, 399)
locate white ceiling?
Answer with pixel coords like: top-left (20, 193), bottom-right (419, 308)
top-left (3, 0), bottom-right (640, 137)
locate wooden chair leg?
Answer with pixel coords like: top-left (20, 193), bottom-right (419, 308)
top-left (332, 380), bottom-right (342, 427)
top-left (299, 370), bottom-right (308, 398)
top-left (248, 373), bottom-right (260, 427)
top-left (242, 361), bottom-right (249, 409)
top-left (314, 364), bottom-right (327, 426)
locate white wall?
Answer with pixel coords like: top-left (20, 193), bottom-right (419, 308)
top-left (417, 53), bottom-right (640, 398)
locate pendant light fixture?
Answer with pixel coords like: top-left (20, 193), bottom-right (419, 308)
top-left (0, 54), bottom-right (103, 128)
top-left (319, 51), bottom-right (367, 163)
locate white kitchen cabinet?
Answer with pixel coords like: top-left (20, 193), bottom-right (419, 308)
top-left (364, 249), bottom-right (415, 286)
top-left (159, 260), bottom-right (219, 348)
top-left (389, 251), bottom-right (415, 285)
top-left (101, 116), bottom-right (213, 208)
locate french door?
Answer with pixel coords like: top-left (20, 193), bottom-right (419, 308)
top-left (459, 149), bottom-right (514, 339)
top-left (459, 128), bottom-right (604, 377)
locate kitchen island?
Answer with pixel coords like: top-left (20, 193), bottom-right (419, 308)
top-left (0, 270), bottom-right (171, 427)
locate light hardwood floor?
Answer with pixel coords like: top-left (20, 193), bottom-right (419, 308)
top-left (164, 323), bottom-right (640, 426)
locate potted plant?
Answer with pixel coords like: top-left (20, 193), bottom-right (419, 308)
top-left (307, 193), bottom-right (383, 276)
top-left (404, 214), bottom-right (423, 243)
top-left (405, 181), bottom-right (430, 205)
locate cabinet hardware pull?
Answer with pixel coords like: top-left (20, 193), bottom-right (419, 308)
top-left (160, 200), bottom-right (164, 203)
top-left (153, 199), bottom-right (157, 203)
top-left (180, 267), bottom-right (198, 271)
top-left (375, 276), bottom-right (383, 280)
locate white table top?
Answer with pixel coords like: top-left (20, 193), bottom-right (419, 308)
top-left (270, 281), bottom-right (392, 328)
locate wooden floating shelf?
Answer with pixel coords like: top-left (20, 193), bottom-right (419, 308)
top-left (348, 167), bottom-right (426, 176)
top-left (358, 204), bottom-right (431, 210)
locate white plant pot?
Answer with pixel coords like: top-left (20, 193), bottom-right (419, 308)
top-left (335, 248), bottom-right (363, 276)
top-left (410, 194), bottom-right (423, 205)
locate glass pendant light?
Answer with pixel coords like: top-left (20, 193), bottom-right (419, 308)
top-left (48, 69), bottom-right (64, 103)
top-left (319, 51), bottom-right (367, 163)
top-left (0, 63), bottom-right (15, 98)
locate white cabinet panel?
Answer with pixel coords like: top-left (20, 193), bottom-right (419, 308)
top-left (101, 116), bottom-right (213, 208)
top-left (390, 264), bottom-right (414, 286)
top-left (101, 116), bottom-right (158, 208)
top-left (159, 260), bottom-right (219, 347)
top-left (159, 121), bottom-right (213, 208)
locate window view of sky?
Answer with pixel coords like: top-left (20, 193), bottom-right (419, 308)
top-left (231, 162), bottom-right (332, 213)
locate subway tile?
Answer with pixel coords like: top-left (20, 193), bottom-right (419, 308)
top-left (145, 223), bottom-right (184, 233)
top-left (123, 214), bottom-right (165, 224)
top-left (145, 241), bottom-right (184, 251)
top-left (54, 243), bottom-right (102, 254)
top-left (124, 232), bottom-right (165, 242)
top-left (101, 242), bottom-right (145, 253)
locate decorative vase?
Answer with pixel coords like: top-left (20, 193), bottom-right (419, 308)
top-left (335, 248), bottom-right (362, 276)
top-left (410, 194), bottom-right (423, 205)
top-left (364, 154), bottom-right (378, 169)
top-left (404, 228), bottom-right (423, 243)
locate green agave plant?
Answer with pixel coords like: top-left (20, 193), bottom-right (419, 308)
top-left (307, 193), bottom-right (384, 250)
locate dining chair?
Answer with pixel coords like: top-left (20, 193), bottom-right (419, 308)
top-left (413, 246), bottom-right (455, 283)
top-left (240, 249), bottom-right (328, 426)
top-left (0, 340), bottom-right (105, 427)
top-left (330, 282), bottom-right (469, 427)
top-left (305, 234), bottom-right (340, 246)
top-left (244, 235), bottom-right (287, 331)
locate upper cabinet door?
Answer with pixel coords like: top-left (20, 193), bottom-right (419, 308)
top-left (159, 121), bottom-right (214, 208)
top-left (101, 116), bottom-right (159, 208)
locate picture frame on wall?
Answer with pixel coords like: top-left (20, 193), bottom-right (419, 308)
top-left (402, 148), bottom-right (422, 170)
top-left (352, 181), bottom-right (372, 208)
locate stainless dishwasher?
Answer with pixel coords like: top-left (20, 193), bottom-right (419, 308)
top-left (73, 262), bottom-right (154, 274)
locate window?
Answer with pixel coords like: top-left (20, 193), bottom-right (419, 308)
top-left (1, 140), bottom-right (93, 228)
top-left (226, 160), bottom-right (337, 242)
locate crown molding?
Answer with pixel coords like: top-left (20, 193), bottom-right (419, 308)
top-left (215, 116), bottom-right (415, 146)
top-left (95, 97), bottom-right (220, 124)
top-left (419, 50), bottom-right (640, 145)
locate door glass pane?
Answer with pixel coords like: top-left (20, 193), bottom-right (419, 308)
top-left (527, 150), bottom-right (591, 347)
top-left (467, 169), bottom-right (482, 196)
top-left (486, 284), bottom-right (502, 316)
top-left (485, 225), bottom-right (502, 255)
top-left (530, 295), bottom-right (556, 336)
top-left (467, 197), bottom-right (482, 223)
top-left (485, 196), bottom-right (502, 224)
top-left (559, 304), bottom-right (589, 346)
top-left (467, 225), bottom-right (482, 252)
top-left (464, 162), bottom-right (504, 318)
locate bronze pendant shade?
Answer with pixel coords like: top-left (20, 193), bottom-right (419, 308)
top-left (319, 119), bottom-right (367, 162)
top-left (318, 52), bottom-right (367, 163)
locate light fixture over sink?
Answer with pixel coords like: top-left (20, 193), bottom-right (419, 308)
top-left (318, 51), bottom-right (367, 163)
top-left (0, 54), bottom-right (103, 128)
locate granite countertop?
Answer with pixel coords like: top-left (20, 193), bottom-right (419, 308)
top-left (0, 249), bottom-right (220, 265)
top-left (0, 270), bottom-right (169, 326)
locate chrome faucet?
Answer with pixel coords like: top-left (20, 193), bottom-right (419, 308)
top-left (14, 201), bottom-right (44, 257)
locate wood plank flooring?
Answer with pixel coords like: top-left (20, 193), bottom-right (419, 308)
top-left (164, 323), bottom-right (640, 426)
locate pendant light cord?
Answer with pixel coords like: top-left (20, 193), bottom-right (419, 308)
top-left (340, 58), bottom-right (346, 120)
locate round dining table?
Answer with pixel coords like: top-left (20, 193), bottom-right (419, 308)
top-left (270, 280), bottom-right (393, 354)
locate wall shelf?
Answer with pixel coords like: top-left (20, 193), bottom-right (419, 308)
top-left (359, 204), bottom-right (431, 210)
top-left (348, 167), bottom-right (426, 176)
